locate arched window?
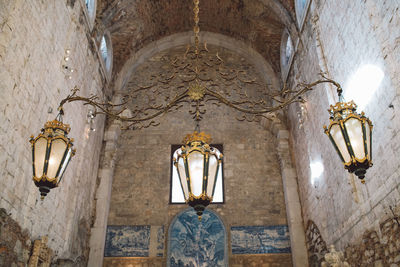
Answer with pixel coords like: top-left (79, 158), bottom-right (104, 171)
top-left (295, 0), bottom-right (310, 29)
top-left (280, 29), bottom-right (294, 81)
top-left (170, 144), bottom-right (224, 203)
top-left (168, 209), bottom-right (227, 267)
top-left (84, 0), bottom-right (96, 27)
top-left (100, 33), bottom-right (113, 76)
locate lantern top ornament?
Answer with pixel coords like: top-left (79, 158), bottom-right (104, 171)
top-left (328, 100), bottom-right (357, 117)
top-left (43, 119), bottom-right (71, 134)
top-left (182, 131), bottom-right (212, 144)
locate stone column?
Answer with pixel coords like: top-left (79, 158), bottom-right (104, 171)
top-left (88, 120), bottom-right (121, 267)
top-left (267, 119), bottom-right (309, 267)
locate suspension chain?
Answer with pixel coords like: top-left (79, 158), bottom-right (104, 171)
top-left (193, 0), bottom-right (200, 55)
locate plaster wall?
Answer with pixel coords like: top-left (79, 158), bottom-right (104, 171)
top-left (0, 0), bottom-right (105, 265)
top-left (287, 0), bottom-right (400, 259)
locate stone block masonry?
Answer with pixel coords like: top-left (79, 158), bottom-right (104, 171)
top-left (105, 45), bottom-right (292, 266)
top-left (287, 0), bottom-right (400, 261)
top-left (0, 0), bottom-right (106, 265)
top-left (0, 208), bottom-right (31, 267)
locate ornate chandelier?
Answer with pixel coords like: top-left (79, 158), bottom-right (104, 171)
top-left (29, 0), bottom-right (373, 205)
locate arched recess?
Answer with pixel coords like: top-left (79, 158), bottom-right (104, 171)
top-left (167, 208), bottom-right (228, 267)
top-left (88, 30), bottom-right (309, 267)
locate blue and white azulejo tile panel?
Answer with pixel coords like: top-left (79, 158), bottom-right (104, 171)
top-left (104, 225), bottom-right (150, 257)
top-left (231, 225), bottom-right (291, 254)
top-left (169, 209), bottom-right (227, 267)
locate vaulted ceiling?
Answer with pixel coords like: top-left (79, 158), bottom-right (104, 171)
top-left (96, 0), bottom-right (296, 78)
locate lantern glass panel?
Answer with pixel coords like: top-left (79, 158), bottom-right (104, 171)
top-left (47, 138), bottom-right (68, 179)
top-left (206, 153), bottom-right (218, 197)
top-left (330, 124), bottom-right (351, 163)
top-left (58, 147), bottom-right (72, 182)
top-left (34, 137), bottom-right (47, 178)
top-left (187, 151), bottom-right (204, 197)
top-left (365, 120), bottom-right (371, 159)
top-left (177, 156), bottom-right (189, 199)
top-left (344, 118), bottom-right (365, 160)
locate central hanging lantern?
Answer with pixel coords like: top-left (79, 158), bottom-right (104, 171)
top-left (324, 91), bottom-right (373, 183)
top-left (173, 131), bottom-right (223, 220)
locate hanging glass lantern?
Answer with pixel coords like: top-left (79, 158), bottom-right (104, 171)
top-left (173, 131), bottom-right (223, 220)
top-left (324, 99), bottom-right (372, 183)
top-left (30, 109), bottom-right (75, 199)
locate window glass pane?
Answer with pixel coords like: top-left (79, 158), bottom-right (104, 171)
top-left (344, 118), bottom-right (365, 160)
top-left (284, 35), bottom-right (292, 66)
top-left (47, 138), bottom-right (67, 179)
top-left (330, 124), bottom-right (351, 163)
top-left (100, 36), bottom-right (108, 63)
top-left (365, 120), bottom-right (371, 160)
top-left (187, 151), bottom-right (204, 197)
top-left (172, 148), bottom-right (186, 202)
top-left (34, 137), bottom-right (47, 178)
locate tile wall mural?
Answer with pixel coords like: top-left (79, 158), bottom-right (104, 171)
top-left (168, 209), bottom-right (227, 267)
top-left (231, 225), bottom-right (291, 254)
top-left (104, 225), bottom-right (150, 257)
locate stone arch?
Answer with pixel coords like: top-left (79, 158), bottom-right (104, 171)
top-left (167, 208), bottom-right (228, 267)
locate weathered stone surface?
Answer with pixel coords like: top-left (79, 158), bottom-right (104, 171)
top-left (106, 45), bottom-right (289, 265)
top-left (0, 208), bottom-right (31, 267)
top-left (0, 1), bottom-right (106, 265)
top-left (286, 0), bottom-right (400, 258)
top-left (97, 0), bottom-right (294, 76)
top-left (344, 211), bottom-right (400, 267)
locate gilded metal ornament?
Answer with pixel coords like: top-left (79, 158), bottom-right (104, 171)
top-left (56, 0), bottom-right (345, 130)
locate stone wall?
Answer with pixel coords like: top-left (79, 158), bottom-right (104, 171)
top-left (345, 208), bottom-right (400, 266)
top-left (0, 0), bottom-right (105, 265)
top-left (287, 0), bottom-right (400, 259)
top-left (105, 45), bottom-right (291, 265)
top-left (305, 209), bottom-right (400, 266)
top-left (0, 208), bottom-right (31, 267)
